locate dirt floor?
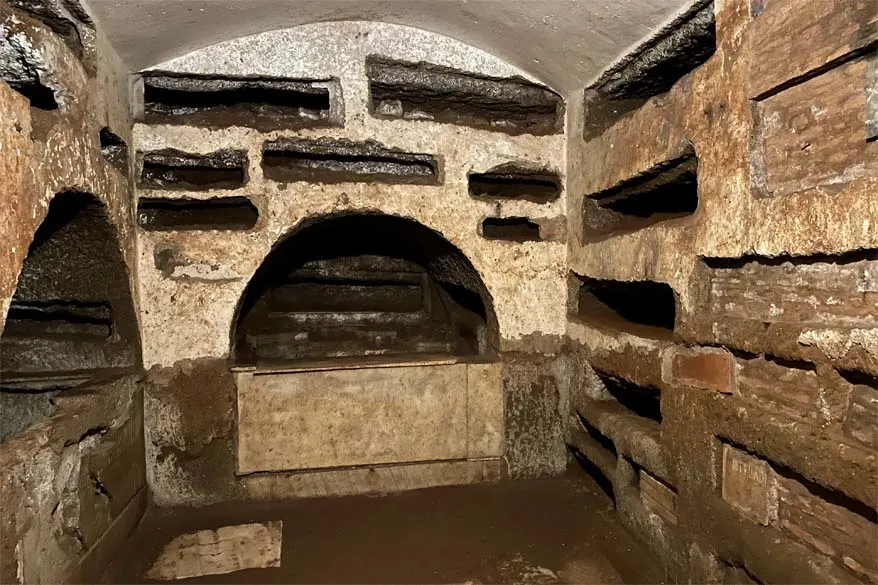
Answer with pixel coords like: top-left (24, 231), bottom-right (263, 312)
top-left (104, 465), bottom-right (667, 584)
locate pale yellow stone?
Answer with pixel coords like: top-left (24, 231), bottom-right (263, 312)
top-left (236, 364), bottom-right (469, 473)
top-left (466, 362), bottom-right (505, 458)
top-left (146, 521), bottom-right (282, 581)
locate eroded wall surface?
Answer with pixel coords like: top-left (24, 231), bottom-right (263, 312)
top-left (567, 0), bottom-right (877, 583)
top-left (135, 22), bottom-right (570, 506)
top-left (0, 1), bottom-right (145, 582)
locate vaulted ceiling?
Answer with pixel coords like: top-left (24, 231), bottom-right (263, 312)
top-left (86, 0), bottom-right (689, 93)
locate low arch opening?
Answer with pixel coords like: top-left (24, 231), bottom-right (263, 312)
top-left (232, 213), bottom-right (498, 366)
top-left (0, 192), bottom-right (141, 440)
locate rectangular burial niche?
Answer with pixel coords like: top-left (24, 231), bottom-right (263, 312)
top-left (139, 72), bottom-right (339, 131)
top-left (596, 371), bottom-right (662, 422)
top-left (137, 196), bottom-right (258, 231)
top-left (2, 300), bottom-right (112, 340)
top-left (480, 217), bottom-right (542, 242)
top-left (583, 1), bottom-right (715, 140)
top-left (366, 55), bottom-right (564, 135)
top-left (574, 274), bottom-right (677, 337)
top-left (583, 146), bottom-right (698, 240)
top-left (138, 148), bottom-right (248, 191)
top-left (468, 163), bottom-right (561, 203)
top-left (261, 137), bottom-right (440, 185)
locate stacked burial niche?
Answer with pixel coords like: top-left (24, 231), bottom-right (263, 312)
top-left (0, 192), bottom-right (140, 440)
top-left (583, 0), bottom-right (715, 140)
top-left (366, 56), bottom-right (564, 135)
top-left (233, 213), bottom-right (497, 365)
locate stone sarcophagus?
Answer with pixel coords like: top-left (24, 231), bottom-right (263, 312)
top-left (234, 357), bottom-right (503, 474)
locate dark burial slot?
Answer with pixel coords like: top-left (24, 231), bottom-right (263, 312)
top-left (481, 217), bottom-right (542, 242)
top-left (0, 31), bottom-right (60, 110)
top-left (99, 127), bottom-right (128, 171)
top-left (597, 372), bottom-right (662, 422)
top-left (469, 166), bottom-right (561, 203)
top-left (367, 56), bottom-right (564, 135)
top-left (589, 151), bottom-right (698, 219)
top-left (577, 276), bottom-right (677, 332)
top-left (137, 196), bottom-right (258, 231)
top-left (141, 73), bottom-right (335, 130)
top-left (261, 138), bottom-right (439, 184)
top-left (3, 301), bottom-right (112, 339)
top-left (139, 149), bottom-right (247, 190)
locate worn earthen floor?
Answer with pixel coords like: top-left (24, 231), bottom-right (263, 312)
top-left (104, 466), bottom-right (666, 584)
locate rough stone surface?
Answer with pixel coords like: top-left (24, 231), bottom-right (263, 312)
top-left (567, 1), bottom-right (878, 582)
top-left (0, 4), bottom-right (142, 583)
top-left (236, 363), bottom-right (474, 472)
top-left (135, 22), bottom-right (567, 368)
top-left (0, 376), bottom-right (145, 584)
top-left (146, 521), bottom-right (282, 580)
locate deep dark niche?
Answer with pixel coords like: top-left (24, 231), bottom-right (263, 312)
top-left (261, 137), bottom-right (439, 185)
top-left (596, 372), bottom-right (663, 422)
top-left (367, 56), bottom-right (564, 135)
top-left (0, 30), bottom-right (60, 110)
top-left (233, 214), bottom-right (498, 364)
top-left (481, 217), bottom-right (543, 242)
top-left (575, 275), bottom-right (677, 334)
top-left (469, 164), bottom-right (561, 203)
top-left (140, 73), bottom-right (337, 131)
top-left (137, 196), bottom-right (258, 231)
top-left (583, 147), bottom-right (698, 240)
top-left (0, 191), bottom-right (140, 384)
top-left (138, 148), bottom-right (248, 191)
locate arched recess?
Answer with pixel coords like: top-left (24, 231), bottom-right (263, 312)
top-left (0, 192), bottom-right (141, 439)
top-left (232, 212), bottom-right (498, 365)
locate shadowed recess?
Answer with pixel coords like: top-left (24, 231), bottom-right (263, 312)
top-left (481, 217), bottom-right (542, 242)
top-left (262, 137), bottom-right (439, 185)
top-left (138, 196), bottom-right (258, 231)
top-left (138, 148), bottom-right (248, 191)
top-left (574, 275), bottom-right (677, 335)
top-left (232, 213), bottom-right (498, 365)
top-left (583, 146), bottom-right (698, 240)
top-left (0, 192), bottom-right (140, 439)
top-left (367, 55), bottom-right (564, 135)
top-left (140, 72), bottom-right (338, 130)
top-left (469, 164), bottom-right (561, 203)
top-left (583, 0), bottom-right (715, 140)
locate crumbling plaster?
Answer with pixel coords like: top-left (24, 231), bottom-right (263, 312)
top-left (135, 21), bottom-right (568, 368)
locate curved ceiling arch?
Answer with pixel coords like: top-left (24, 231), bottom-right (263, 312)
top-left (87, 0), bottom-right (691, 93)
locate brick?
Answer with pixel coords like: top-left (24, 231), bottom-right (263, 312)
top-left (640, 469), bottom-right (677, 525)
top-left (735, 356), bottom-right (822, 421)
top-left (843, 384), bottom-right (878, 448)
top-left (750, 0), bottom-right (877, 99)
top-left (756, 58), bottom-right (877, 198)
top-left (868, 53), bottom-right (878, 142)
top-left (777, 476), bottom-right (878, 582)
top-left (665, 347), bottom-right (734, 394)
top-left (722, 444), bottom-right (776, 525)
top-left (704, 255), bottom-right (878, 326)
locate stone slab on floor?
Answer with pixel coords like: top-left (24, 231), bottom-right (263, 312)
top-left (146, 521), bottom-right (282, 580)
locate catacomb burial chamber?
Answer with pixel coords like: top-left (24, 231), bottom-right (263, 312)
top-left (2, 1), bottom-right (877, 584)
top-left (233, 213), bottom-right (497, 365)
